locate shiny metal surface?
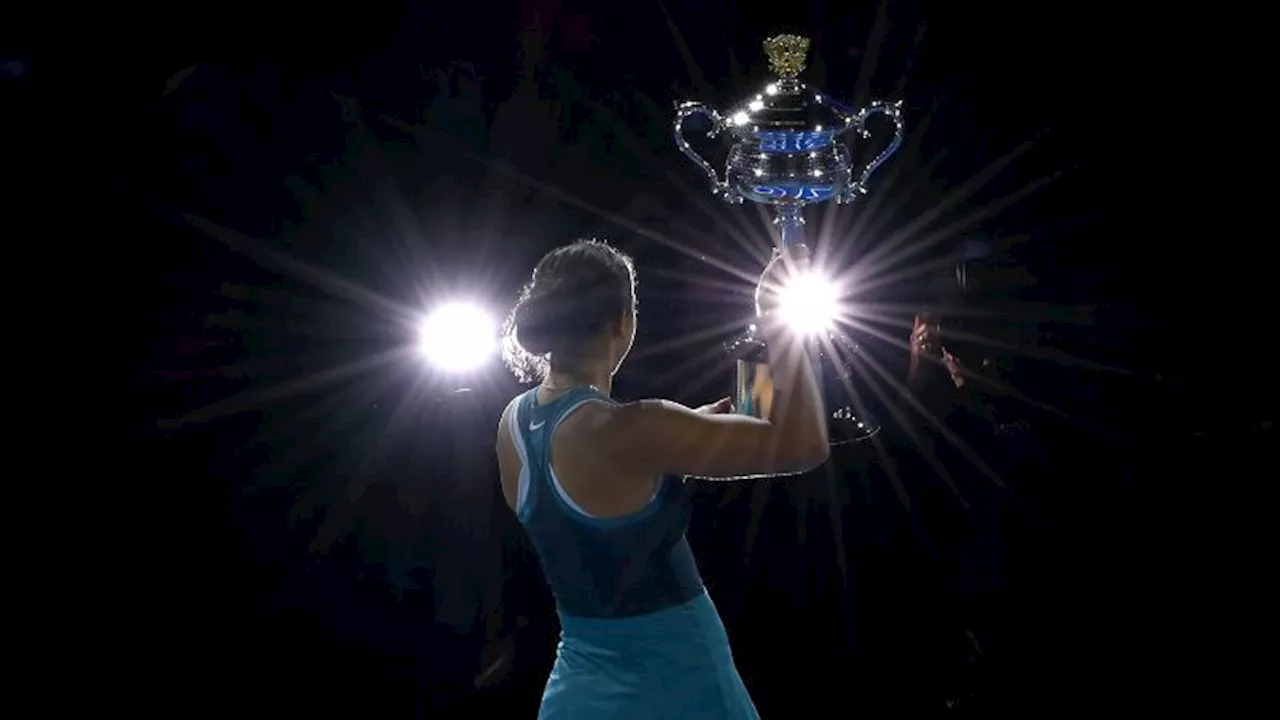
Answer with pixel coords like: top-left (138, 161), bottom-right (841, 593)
top-left (673, 34), bottom-right (907, 229)
top-left (677, 34), bottom-right (907, 424)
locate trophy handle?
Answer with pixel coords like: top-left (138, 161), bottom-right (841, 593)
top-left (674, 102), bottom-right (738, 202)
top-left (839, 100), bottom-right (906, 204)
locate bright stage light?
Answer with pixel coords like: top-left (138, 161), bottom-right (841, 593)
top-left (419, 302), bottom-right (497, 372)
top-left (777, 270), bottom-right (840, 336)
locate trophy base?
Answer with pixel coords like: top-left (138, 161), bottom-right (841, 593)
top-left (829, 405), bottom-right (881, 445)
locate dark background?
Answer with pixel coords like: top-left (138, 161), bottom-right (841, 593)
top-left (9, 0), bottom-right (1266, 716)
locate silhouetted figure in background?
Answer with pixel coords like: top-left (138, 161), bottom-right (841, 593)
top-left (880, 311), bottom-right (1046, 713)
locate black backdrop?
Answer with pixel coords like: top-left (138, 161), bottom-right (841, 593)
top-left (10, 0), bottom-right (1267, 716)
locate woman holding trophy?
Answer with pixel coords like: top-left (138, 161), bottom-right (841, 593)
top-left (495, 239), bottom-right (828, 718)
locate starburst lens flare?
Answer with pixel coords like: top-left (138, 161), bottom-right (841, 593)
top-left (419, 302), bottom-right (497, 372)
top-left (777, 271), bottom-right (840, 336)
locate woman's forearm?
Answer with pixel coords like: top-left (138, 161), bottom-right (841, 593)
top-left (761, 318), bottom-right (829, 466)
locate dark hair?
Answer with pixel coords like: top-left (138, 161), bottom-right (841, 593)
top-left (503, 240), bottom-right (637, 382)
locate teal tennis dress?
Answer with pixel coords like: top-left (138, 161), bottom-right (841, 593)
top-left (506, 387), bottom-right (759, 719)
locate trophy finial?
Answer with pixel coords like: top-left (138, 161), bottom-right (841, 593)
top-left (763, 34), bottom-right (810, 79)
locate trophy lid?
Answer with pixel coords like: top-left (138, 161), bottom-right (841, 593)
top-left (724, 34), bottom-right (851, 136)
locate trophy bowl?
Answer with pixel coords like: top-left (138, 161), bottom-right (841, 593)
top-left (675, 33), bottom-right (904, 246)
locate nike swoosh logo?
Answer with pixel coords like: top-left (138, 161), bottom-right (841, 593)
top-left (529, 421), bottom-right (545, 431)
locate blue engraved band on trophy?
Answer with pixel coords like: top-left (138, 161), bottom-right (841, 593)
top-left (756, 131), bottom-right (836, 152)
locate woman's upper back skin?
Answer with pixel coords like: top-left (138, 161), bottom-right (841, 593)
top-left (497, 384), bottom-right (828, 519)
top-left (497, 387), bottom-right (659, 519)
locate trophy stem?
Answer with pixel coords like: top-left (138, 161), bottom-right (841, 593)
top-left (774, 205), bottom-right (806, 248)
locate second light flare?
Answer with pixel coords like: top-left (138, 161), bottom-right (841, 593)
top-left (776, 268), bottom-right (841, 337)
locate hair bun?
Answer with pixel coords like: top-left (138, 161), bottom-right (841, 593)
top-left (502, 240), bottom-right (638, 382)
top-left (514, 280), bottom-right (620, 356)
top-left (514, 293), bottom-right (558, 355)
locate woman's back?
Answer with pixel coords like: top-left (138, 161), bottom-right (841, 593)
top-left (499, 386), bottom-right (758, 718)
top-left (502, 386), bottom-right (703, 617)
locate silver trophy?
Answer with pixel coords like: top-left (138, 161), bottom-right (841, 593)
top-left (674, 34), bottom-right (905, 442)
